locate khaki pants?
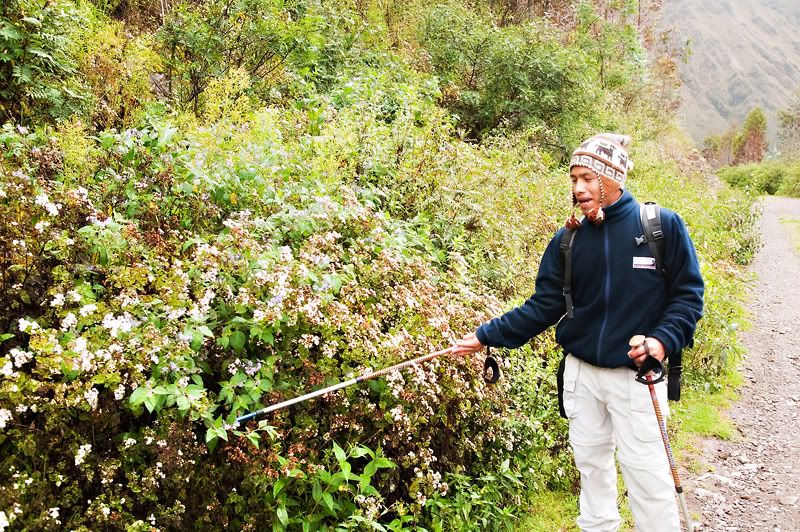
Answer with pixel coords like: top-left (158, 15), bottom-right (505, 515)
top-left (562, 354), bottom-right (681, 532)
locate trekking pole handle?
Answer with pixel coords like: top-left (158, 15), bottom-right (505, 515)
top-left (631, 336), bottom-right (666, 385)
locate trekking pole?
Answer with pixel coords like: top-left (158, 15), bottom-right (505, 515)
top-left (235, 346), bottom-right (501, 424)
top-left (629, 336), bottom-right (694, 532)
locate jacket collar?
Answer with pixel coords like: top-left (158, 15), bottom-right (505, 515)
top-left (602, 189), bottom-right (636, 222)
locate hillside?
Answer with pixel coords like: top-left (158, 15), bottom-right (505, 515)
top-left (661, 0), bottom-right (800, 145)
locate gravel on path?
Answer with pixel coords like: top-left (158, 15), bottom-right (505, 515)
top-left (685, 196), bottom-right (800, 531)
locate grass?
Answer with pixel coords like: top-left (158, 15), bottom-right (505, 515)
top-left (516, 369), bottom-right (743, 530)
top-left (515, 489), bottom-right (579, 531)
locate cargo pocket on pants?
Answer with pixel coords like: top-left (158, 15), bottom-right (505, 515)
top-left (559, 355), bottom-right (581, 419)
top-left (629, 376), bottom-right (668, 443)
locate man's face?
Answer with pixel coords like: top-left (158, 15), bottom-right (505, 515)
top-left (570, 166), bottom-right (602, 217)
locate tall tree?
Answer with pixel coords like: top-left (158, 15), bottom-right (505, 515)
top-left (702, 122), bottom-right (738, 167)
top-left (778, 90), bottom-right (800, 157)
top-left (733, 107), bottom-right (768, 164)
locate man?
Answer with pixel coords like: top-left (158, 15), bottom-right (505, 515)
top-left (451, 133), bottom-right (704, 531)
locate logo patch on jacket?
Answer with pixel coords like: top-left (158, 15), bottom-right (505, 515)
top-left (633, 256), bottom-right (656, 270)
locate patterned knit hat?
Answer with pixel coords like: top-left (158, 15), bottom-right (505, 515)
top-left (566, 133), bottom-right (634, 228)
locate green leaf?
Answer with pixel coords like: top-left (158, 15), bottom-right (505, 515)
top-left (230, 330), bottom-right (246, 351)
top-left (333, 442), bottom-right (346, 464)
top-left (157, 124), bottom-right (177, 147)
top-left (273, 477), bottom-right (286, 498)
top-left (246, 432), bottom-right (260, 448)
top-left (176, 395), bottom-right (190, 411)
top-left (197, 325), bottom-right (214, 338)
top-left (312, 480), bottom-right (322, 503)
top-left (0, 333), bottom-right (15, 343)
top-left (276, 505), bottom-right (289, 526)
top-left (322, 492), bottom-right (335, 513)
top-left (144, 396), bottom-right (157, 413)
top-left (372, 457), bottom-right (395, 469)
top-left (351, 445), bottom-right (372, 458)
top-left (129, 386), bottom-right (149, 405)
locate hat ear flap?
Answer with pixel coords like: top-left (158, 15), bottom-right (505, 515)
top-left (565, 192), bottom-right (582, 229)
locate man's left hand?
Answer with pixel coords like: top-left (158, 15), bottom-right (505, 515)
top-left (627, 337), bottom-right (666, 367)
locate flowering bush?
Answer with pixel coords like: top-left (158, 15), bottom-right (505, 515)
top-left (0, 76), bottom-right (577, 528)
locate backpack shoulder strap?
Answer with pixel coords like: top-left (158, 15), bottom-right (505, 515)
top-left (639, 202), bottom-right (666, 276)
top-left (560, 228), bottom-right (578, 319)
top-left (639, 202), bottom-right (683, 401)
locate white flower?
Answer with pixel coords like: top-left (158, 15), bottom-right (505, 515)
top-left (0, 510), bottom-right (8, 531)
top-left (0, 361), bottom-right (13, 377)
top-left (47, 507), bottom-right (59, 520)
top-left (61, 312), bottom-right (77, 331)
top-left (17, 318), bottom-right (39, 333)
top-left (34, 220), bottom-right (50, 233)
top-left (101, 506), bottom-right (110, 517)
top-left (67, 290), bottom-right (82, 303)
top-left (10, 349), bottom-right (32, 367)
top-left (114, 384), bottom-right (125, 400)
top-left (35, 193), bottom-right (61, 216)
top-left (0, 409), bottom-right (12, 429)
top-left (102, 313), bottom-right (140, 338)
top-left (79, 304), bottom-right (97, 317)
top-left (51, 293), bottom-right (65, 307)
top-left (123, 438), bottom-right (137, 448)
top-left (73, 337), bottom-right (88, 354)
top-left (75, 444), bottom-right (91, 465)
top-left (15, 404), bottom-right (27, 413)
top-left (84, 388), bottom-right (98, 410)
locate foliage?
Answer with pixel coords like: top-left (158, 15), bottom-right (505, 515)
top-left (573, 0), bottom-right (646, 93)
top-left (157, 0), bottom-right (328, 114)
top-left (717, 160), bottom-right (800, 198)
top-left (0, 0), bottom-right (90, 124)
top-left (702, 123), bottom-right (738, 168)
top-left (778, 89), bottom-right (800, 155)
top-left (733, 107), bottom-right (768, 164)
top-left (76, 15), bottom-right (162, 129)
top-left (777, 165), bottom-right (800, 197)
top-left (0, 89), bottom-right (576, 528)
top-left (0, 0), bottom-right (761, 529)
top-left (419, 2), bottom-right (596, 146)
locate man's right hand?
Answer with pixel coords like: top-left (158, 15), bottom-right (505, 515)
top-left (450, 332), bottom-right (484, 357)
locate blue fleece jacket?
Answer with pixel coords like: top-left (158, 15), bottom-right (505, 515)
top-left (475, 190), bottom-right (704, 368)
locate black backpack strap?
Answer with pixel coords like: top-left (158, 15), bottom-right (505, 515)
top-left (559, 228), bottom-right (578, 319)
top-left (667, 354), bottom-right (682, 401)
top-left (640, 202), bottom-right (683, 400)
top-left (639, 202), bottom-right (666, 276)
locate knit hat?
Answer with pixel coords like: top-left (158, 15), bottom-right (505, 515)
top-left (566, 133), bottom-right (634, 228)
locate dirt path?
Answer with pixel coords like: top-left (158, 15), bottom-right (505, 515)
top-left (686, 196), bottom-right (800, 531)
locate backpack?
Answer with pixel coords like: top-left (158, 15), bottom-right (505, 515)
top-left (558, 202), bottom-right (683, 401)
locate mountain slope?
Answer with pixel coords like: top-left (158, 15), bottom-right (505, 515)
top-left (660, 0), bottom-right (800, 145)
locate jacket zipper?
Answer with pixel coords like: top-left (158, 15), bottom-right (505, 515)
top-left (596, 224), bottom-right (611, 365)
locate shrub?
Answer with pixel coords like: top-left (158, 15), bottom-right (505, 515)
top-left (419, 3), bottom-right (596, 145)
top-left (0, 102), bottom-right (576, 528)
top-left (776, 162), bottom-right (800, 198)
top-left (0, 0), bottom-right (91, 123)
top-left (156, 0), bottom-right (327, 114)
